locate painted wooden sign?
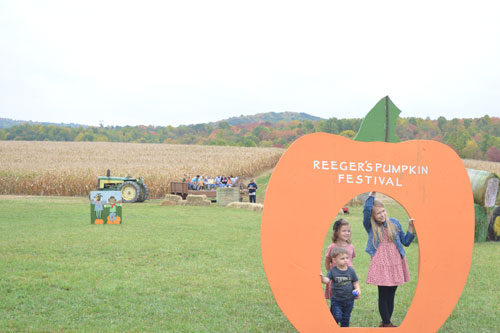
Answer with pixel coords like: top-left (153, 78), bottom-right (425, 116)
top-left (261, 133), bottom-right (474, 332)
top-left (90, 191), bottom-right (123, 224)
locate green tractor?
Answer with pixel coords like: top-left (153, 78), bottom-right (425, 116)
top-left (97, 170), bottom-right (150, 203)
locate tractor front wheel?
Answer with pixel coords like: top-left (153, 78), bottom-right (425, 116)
top-left (119, 181), bottom-right (142, 203)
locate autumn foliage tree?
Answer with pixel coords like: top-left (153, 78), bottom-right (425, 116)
top-left (1, 115), bottom-right (498, 162)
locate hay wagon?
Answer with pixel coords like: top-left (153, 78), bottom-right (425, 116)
top-left (168, 181), bottom-right (248, 202)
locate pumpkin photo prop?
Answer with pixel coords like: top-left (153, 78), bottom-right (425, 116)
top-left (90, 191), bottom-right (123, 225)
top-left (261, 133), bottom-right (474, 332)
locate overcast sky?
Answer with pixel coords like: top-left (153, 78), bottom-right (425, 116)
top-left (1, 1), bottom-right (499, 127)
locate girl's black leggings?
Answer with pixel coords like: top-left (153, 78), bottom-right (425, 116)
top-left (378, 286), bottom-right (398, 324)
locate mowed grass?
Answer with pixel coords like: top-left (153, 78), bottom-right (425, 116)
top-left (0, 197), bottom-right (292, 332)
top-left (1, 196), bottom-right (499, 332)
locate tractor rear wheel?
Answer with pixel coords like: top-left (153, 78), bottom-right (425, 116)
top-left (119, 181), bottom-right (142, 203)
top-left (137, 183), bottom-right (150, 202)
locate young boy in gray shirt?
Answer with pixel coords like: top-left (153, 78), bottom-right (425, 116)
top-left (320, 247), bottom-right (361, 327)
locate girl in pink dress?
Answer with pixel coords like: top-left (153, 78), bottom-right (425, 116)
top-left (324, 219), bottom-right (356, 300)
top-left (363, 191), bottom-right (415, 327)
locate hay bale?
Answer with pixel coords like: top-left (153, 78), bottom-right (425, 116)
top-left (252, 203), bottom-right (264, 211)
top-left (186, 194), bottom-right (211, 206)
top-left (347, 199), bottom-right (363, 207)
top-left (164, 194), bottom-right (181, 202)
top-left (186, 194), bottom-right (208, 202)
top-left (227, 202), bottom-right (263, 211)
top-left (356, 193), bottom-right (369, 203)
top-left (488, 206), bottom-right (500, 241)
top-left (474, 203), bottom-right (488, 242)
top-left (161, 194), bottom-right (182, 206)
top-left (216, 188), bottom-right (240, 206)
top-left (467, 168), bottom-right (500, 207)
top-left (161, 194), bottom-right (211, 206)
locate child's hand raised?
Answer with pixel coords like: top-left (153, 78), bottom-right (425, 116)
top-left (408, 218), bottom-right (415, 234)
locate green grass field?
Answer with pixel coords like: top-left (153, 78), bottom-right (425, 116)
top-left (1, 196), bottom-right (499, 332)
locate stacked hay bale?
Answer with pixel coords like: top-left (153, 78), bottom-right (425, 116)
top-left (185, 194), bottom-right (211, 206)
top-left (161, 194), bottom-right (183, 206)
top-left (161, 194), bottom-right (211, 206)
top-left (467, 168), bottom-right (500, 242)
top-left (227, 202), bottom-right (263, 212)
top-left (216, 187), bottom-right (241, 206)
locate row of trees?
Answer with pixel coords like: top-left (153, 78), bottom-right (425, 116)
top-left (1, 115), bottom-right (499, 161)
top-left (395, 116), bottom-right (500, 161)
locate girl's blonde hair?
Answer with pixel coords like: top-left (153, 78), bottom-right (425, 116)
top-left (371, 199), bottom-right (399, 247)
top-left (331, 218), bottom-right (352, 244)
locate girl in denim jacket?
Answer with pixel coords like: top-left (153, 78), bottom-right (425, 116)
top-left (363, 191), bottom-right (415, 328)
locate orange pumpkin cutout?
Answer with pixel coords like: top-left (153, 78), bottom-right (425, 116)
top-left (261, 133), bottom-right (474, 332)
top-left (107, 216), bottom-right (121, 224)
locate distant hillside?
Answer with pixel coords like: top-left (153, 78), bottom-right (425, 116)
top-left (1, 114), bottom-right (499, 162)
top-left (0, 118), bottom-right (86, 129)
top-left (216, 112), bottom-right (324, 126)
top-left (1, 112), bottom-right (322, 129)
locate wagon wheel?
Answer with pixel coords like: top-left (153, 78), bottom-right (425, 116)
top-left (119, 181), bottom-right (142, 203)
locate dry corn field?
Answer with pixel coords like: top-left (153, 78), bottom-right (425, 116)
top-left (2, 141), bottom-right (498, 198)
top-left (0, 141), bottom-right (284, 197)
top-left (462, 159), bottom-right (500, 176)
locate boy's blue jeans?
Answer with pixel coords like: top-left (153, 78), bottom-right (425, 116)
top-left (330, 299), bottom-right (354, 327)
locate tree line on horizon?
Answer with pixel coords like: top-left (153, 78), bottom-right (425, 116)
top-left (1, 115), bottom-right (499, 162)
